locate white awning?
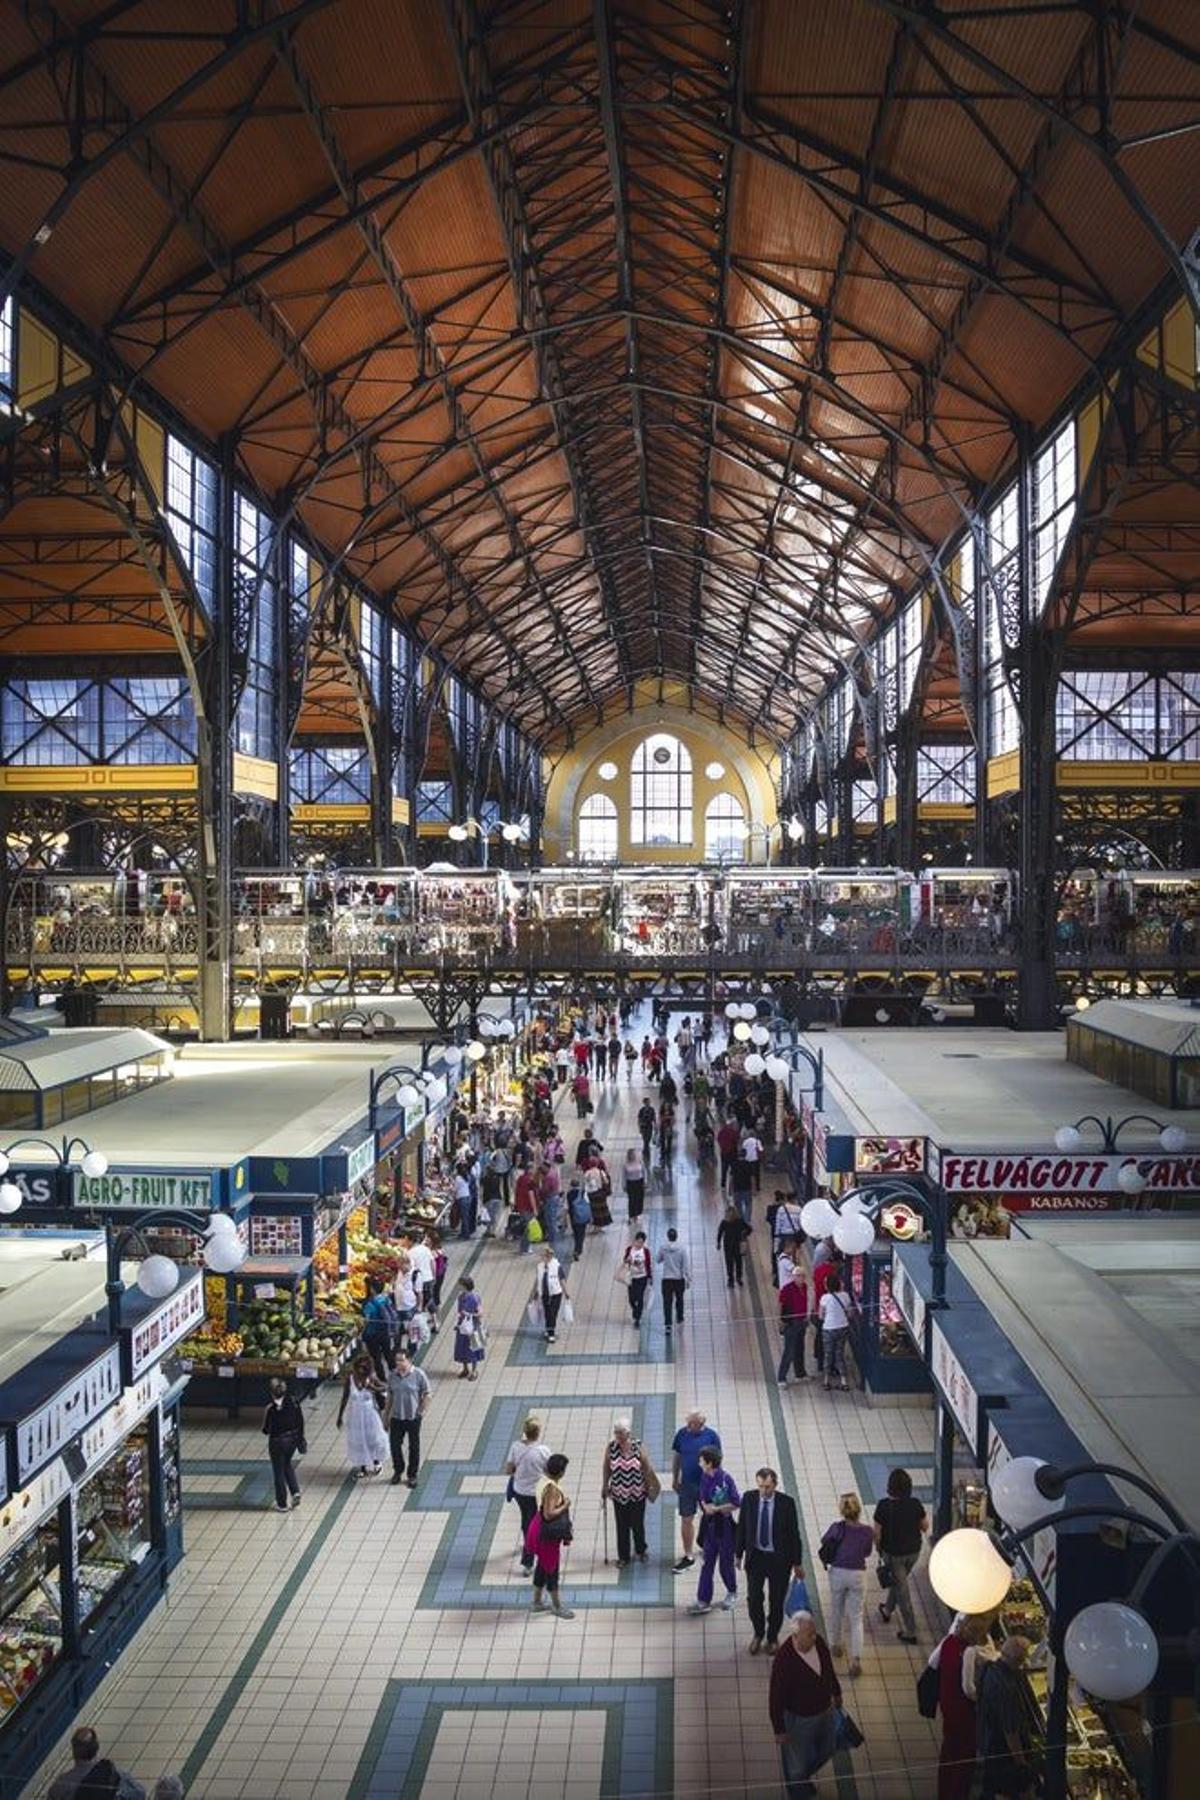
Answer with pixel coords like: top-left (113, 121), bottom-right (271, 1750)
top-left (0, 1028), bottom-right (170, 1093)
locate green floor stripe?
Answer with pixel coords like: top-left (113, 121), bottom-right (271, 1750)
top-left (179, 1232), bottom-right (490, 1794)
top-left (178, 1469), bottom-right (358, 1792)
top-left (746, 1244), bottom-right (859, 1799)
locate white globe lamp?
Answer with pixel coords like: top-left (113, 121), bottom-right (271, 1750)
top-left (80, 1149), bottom-right (108, 1179)
top-left (477, 1017), bottom-right (497, 1038)
top-left (732, 1021), bottom-right (752, 1042)
top-left (394, 1082), bottom-right (421, 1109)
top-left (744, 1053), bottom-right (766, 1077)
top-left (207, 1212), bottom-right (238, 1239)
top-left (833, 1210), bottom-right (876, 1256)
top-left (447, 823), bottom-right (469, 842)
top-left (137, 1254), bottom-right (180, 1300)
top-left (990, 1457), bottom-right (1064, 1534)
top-left (1055, 1125), bottom-right (1083, 1152)
top-left (204, 1233), bottom-right (247, 1276)
top-left (800, 1197), bottom-right (837, 1238)
top-left (765, 1055), bottom-right (790, 1081)
top-left (1159, 1125), bottom-right (1188, 1154)
top-left (724, 1002), bottom-right (740, 1020)
top-left (928, 1530), bottom-right (1012, 1615)
top-left (750, 1024), bottom-right (770, 1046)
top-left (465, 1040), bottom-right (487, 1063)
top-left (1117, 1162), bottom-right (1147, 1196)
top-left (739, 1002), bottom-right (757, 1020)
top-left (442, 1044), bottom-right (464, 1068)
top-left (1064, 1603), bottom-right (1159, 1702)
top-left (0, 1181), bottom-right (23, 1215)
top-left (498, 1020), bottom-right (516, 1040)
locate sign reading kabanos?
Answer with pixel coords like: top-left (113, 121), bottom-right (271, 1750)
top-left (940, 1152), bottom-right (1200, 1195)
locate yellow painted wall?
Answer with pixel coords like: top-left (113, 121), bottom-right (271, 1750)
top-left (543, 708), bottom-right (779, 863)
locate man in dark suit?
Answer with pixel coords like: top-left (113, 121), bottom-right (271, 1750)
top-left (735, 1466), bottom-right (805, 1653)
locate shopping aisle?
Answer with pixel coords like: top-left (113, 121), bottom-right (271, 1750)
top-left (33, 1018), bottom-right (942, 1800)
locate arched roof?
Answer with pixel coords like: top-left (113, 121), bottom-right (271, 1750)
top-left (0, 0), bottom-right (1195, 745)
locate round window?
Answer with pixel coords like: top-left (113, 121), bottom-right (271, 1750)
top-left (597, 760), bottom-right (618, 780)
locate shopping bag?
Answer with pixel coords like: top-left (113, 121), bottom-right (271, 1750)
top-left (916, 1663), bottom-right (940, 1719)
top-left (783, 1575), bottom-right (811, 1617)
top-left (561, 1299), bottom-right (575, 1326)
top-left (835, 1709), bottom-right (864, 1751)
top-left (525, 1300), bottom-right (542, 1328)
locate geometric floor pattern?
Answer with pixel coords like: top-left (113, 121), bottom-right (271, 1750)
top-left (33, 1007), bottom-right (949, 1798)
top-left (348, 1678), bottom-right (674, 1798)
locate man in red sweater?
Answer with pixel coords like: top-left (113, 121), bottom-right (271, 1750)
top-left (769, 1611), bottom-right (841, 1797)
top-left (716, 1118), bottom-right (739, 1190)
top-left (777, 1271), bottom-right (809, 1383)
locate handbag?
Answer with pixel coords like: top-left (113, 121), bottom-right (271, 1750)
top-left (784, 1575), bottom-right (810, 1616)
top-left (818, 1522), bottom-right (845, 1569)
top-left (542, 1504), bottom-right (573, 1542)
top-left (916, 1662), bottom-right (940, 1719)
top-left (835, 1708), bottom-right (864, 1751)
top-left (876, 1555), bottom-right (894, 1589)
top-left (561, 1299), bottom-right (575, 1326)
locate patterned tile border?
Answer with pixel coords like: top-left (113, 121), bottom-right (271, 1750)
top-left (181, 1456), bottom-right (275, 1510)
top-left (347, 1677), bottom-right (674, 1800)
top-left (410, 1391), bottom-right (677, 1610)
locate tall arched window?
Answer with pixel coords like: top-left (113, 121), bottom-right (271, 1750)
top-left (631, 733), bottom-right (692, 846)
top-left (705, 791), bottom-right (746, 861)
top-left (577, 792), bottom-right (618, 861)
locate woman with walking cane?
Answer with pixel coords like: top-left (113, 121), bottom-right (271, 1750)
top-left (600, 1416), bottom-right (659, 1566)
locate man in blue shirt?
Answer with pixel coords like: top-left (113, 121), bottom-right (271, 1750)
top-left (671, 1408), bottom-right (721, 1572)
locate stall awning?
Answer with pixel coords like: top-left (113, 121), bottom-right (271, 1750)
top-left (0, 1027), bottom-right (169, 1093)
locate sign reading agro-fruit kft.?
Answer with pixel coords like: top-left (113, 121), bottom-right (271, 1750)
top-left (75, 1167), bottom-right (216, 1209)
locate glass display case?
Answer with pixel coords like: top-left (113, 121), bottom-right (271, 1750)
top-left (0, 1520), bottom-right (62, 1726)
top-left (847, 1244), bottom-right (930, 1396)
top-left (76, 1428), bottom-right (151, 1628)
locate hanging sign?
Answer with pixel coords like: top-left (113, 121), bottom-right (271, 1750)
top-left (128, 1272), bottom-right (204, 1381)
top-left (855, 1136), bottom-right (927, 1176)
top-left (76, 1167), bottom-right (216, 1209)
top-left (939, 1151), bottom-right (1200, 1196)
top-left (987, 1424), bottom-right (1057, 1608)
top-left (0, 1457), bottom-right (71, 1557)
top-left (77, 1367), bottom-right (164, 1475)
top-left (345, 1137), bottom-right (377, 1187)
top-left (891, 1257), bottom-right (927, 1349)
top-left (14, 1346), bottom-right (123, 1486)
top-left (930, 1319), bottom-right (980, 1453)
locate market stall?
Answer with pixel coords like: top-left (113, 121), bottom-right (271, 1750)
top-left (613, 868), bottom-right (708, 956)
top-left (723, 869), bottom-right (814, 957)
top-left (0, 1256), bottom-right (195, 1791)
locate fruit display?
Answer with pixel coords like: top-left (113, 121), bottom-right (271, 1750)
top-left (315, 1210), bottom-right (403, 1319)
top-left (181, 1294), bottom-right (356, 1376)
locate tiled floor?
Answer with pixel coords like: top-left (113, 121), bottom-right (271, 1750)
top-left (34, 1016), bottom-right (949, 1798)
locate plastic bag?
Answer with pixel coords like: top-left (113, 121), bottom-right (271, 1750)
top-left (561, 1299), bottom-right (575, 1326)
top-left (526, 1218), bottom-right (544, 1244)
top-left (784, 1576), bottom-right (811, 1617)
top-left (526, 1299), bottom-right (542, 1328)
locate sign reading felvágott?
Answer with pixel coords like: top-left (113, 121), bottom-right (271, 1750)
top-left (940, 1151), bottom-right (1200, 1196)
top-left (77, 1168), bottom-right (215, 1209)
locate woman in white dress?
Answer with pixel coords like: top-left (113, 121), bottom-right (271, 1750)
top-left (336, 1353), bottom-right (388, 1477)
